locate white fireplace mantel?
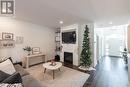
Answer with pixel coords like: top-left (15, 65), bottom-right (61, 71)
top-left (61, 44), bottom-right (79, 66)
top-left (60, 24), bottom-right (79, 66)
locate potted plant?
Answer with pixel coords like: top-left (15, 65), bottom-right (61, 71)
top-left (23, 46), bottom-right (32, 55)
top-left (122, 47), bottom-right (128, 64)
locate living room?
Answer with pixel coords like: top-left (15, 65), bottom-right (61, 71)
top-left (0, 18), bottom-right (93, 87)
top-left (0, 0), bottom-right (130, 87)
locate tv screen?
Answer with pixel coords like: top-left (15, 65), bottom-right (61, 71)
top-left (62, 31), bottom-right (76, 44)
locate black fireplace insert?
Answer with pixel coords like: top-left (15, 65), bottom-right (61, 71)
top-left (64, 52), bottom-right (73, 65)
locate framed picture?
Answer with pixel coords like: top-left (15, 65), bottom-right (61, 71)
top-left (2, 32), bottom-right (13, 40)
top-left (15, 36), bottom-right (24, 44)
top-left (0, 40), bottom-right (15, 48)
top-left (32, 47), bottom-right (40, 54)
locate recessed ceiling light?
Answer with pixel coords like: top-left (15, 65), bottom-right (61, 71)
top-left (59, 21), bottom-right (63, 24)
top-left (109, 22), bottom-right (113, 24)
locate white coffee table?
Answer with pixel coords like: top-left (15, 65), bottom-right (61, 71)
top-left (43, 62), bottom-right (62, 79)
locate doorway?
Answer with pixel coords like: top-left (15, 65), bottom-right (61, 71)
top-left (95, 25), bottom-right (127, 58)
top-left (105, 30), bottom-right (125, 57)
top-left (92, 24), bottom-right (128, 87)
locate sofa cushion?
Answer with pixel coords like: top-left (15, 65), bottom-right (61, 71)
top-left (0, 59), bottom-right (16, 75)
top-left (22, 75), bottom-right (46, 87)
top-left (2, 72), bottom-right (22, 84)
top-left (14, 64), bottom-right (29, 77)
top-left (0, 70), bottom-right (10, 82)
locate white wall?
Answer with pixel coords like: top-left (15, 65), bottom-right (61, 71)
top-left (127, 25), bottom-right (130, 52)
top-left (0, 17), bottom-right (55, 63)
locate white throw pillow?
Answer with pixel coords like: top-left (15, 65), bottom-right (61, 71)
top-left (0, 59), bottom-right (16, 75)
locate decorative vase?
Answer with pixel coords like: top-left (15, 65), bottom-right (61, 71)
top-left (50, 59), bottom-right (56, 66)
top-left (28, 51), bottom-right (31, 55)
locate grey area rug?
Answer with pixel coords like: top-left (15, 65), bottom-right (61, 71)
top-left (26, 64), bottom-right (90, 87)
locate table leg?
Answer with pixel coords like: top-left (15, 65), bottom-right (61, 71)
top-left (53, 70), bottom-right (55, 79)
top-left (26, 57), bottom-right (29, 68)
top-left (44, 68), bottom-right (46, 73)
top-left (42, 55), bottom-right (45, 63)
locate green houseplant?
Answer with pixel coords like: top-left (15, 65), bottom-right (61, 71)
top-left (79, 25), bottom-right (92, 70)
top-left (23, 46), bottom-right (32, 55)
top-left (122, 48), bottom-right (128, 64)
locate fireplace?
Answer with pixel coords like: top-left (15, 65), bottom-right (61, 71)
top-left (64, 52), bottom-right (73, 65)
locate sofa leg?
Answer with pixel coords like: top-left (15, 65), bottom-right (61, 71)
top-left (44, 68), bottom-right (46, 73)
top-left (53, 70), bottom-right (55, 79)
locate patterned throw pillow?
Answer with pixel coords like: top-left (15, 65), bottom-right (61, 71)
top-left (0, 57), bottom-right (13, 63)
top-left (0, 57), bottom-right (8, 63)
top-left (0, 83), bottom-right (23, 87)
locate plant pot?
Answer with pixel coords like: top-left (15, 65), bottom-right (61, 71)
top-left (28, 51), bottom-right (31, 55)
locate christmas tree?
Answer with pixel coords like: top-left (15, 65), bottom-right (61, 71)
top-left (80, 25), bottom-right (92, 68)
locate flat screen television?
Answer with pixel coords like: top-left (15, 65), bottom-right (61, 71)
top-left (62, 31), bottom-right (76, 44)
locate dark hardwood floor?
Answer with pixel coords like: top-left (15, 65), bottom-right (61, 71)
top-left (84, 56), bottom-right (128, 87)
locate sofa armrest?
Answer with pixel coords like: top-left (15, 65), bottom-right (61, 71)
top-left (14, 64), bottom-right (29, 77)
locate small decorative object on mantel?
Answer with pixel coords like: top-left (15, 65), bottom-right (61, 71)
top-left (23, 46), bottom-right (32, 55)
top-left (79, 25), bottom-right (92, 71)
top-left (50, 59), bottom-right (56, 66)
top-left (2, 32), bottom-right (14, 40)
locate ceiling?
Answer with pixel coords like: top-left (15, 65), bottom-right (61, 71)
top-left (15, 0), bottom-right (130, 28)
